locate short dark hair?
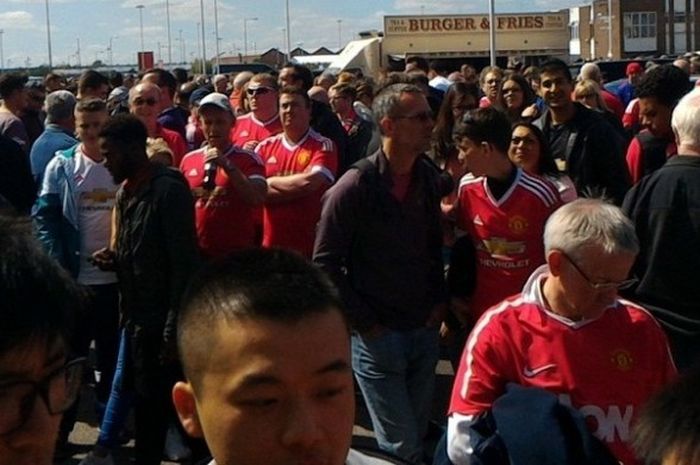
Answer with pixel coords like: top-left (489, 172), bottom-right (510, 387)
top-left (636, 64), bottom-right (692, 108)
top-left (78, 70), bottom-right (109, 96)
top-left (539, 58), bottom-right (572, 83)
top-left (171, 67), bottom-right (189, 85)
top-left (109, 71), bottom-right (123, 88)
top-left (178, 249), bottom-right (345, 386)
top-left (144, 68), bottom-right (178, 99)
top-left (405, 56), bottom-right (429, 73)
top-left (511, 121), bottom-right (559, 177)
top-left (429, 60), bottom-right (448, 74)
top-left (279, 85), bottom-right (311, 108)
top-left (453, 107), bottom-right (512, 154)
top-left (282, 63), bottom-right (314, 91)
top-left (99, 113), bottom-right (148, 154)
top-left (76, 97), bottom-right (107, 114)
top-left (0, 72), bottom-right (29, 99)
top-left (632, 368), bottom-right (700, 465)
top-left (0, 217), bottom-right (82, 357)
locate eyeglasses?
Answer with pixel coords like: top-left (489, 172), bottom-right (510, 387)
top-left (395, 110), bottom-right (433, 122)
top-left (246, 87), bottom-right (274, 96)
top-left (133, 98), bottom-right (158, 107)
top-left (0, 358), bottom-right (85, 436)
top-left (561, 252), bottom-right (637, 291)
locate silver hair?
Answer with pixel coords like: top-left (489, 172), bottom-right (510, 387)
top-left (544, 198), bottom-right (639, 259)
top-left (45, 90), bottom-right (76, 124)
top-left (672, 89), bottom-right (700, 148)
top-left (579, 62), bottom-right (602, 83)
top-left (372, 83), bottom-right (423, 125)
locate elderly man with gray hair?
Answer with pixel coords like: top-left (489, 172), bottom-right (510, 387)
top-left (448, 198), bottom-right (676, 465)
top-left (623, 88), bottom-right (700, 372)
top-left (29, 90), bottom-right (78, 185)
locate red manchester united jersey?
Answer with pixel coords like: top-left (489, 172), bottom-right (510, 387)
top-left (456, 169), bottom-right (562, 318)
top-left (180, 144), bottom-right (265, 258)
top-left (449, 266), bottom-right (676, 465)
top-left (256, 129), bottom-right (337, 257)
top-left (230, 113), bottom-right (283, 148)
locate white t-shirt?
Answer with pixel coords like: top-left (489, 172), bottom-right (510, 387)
top-left (75, 146), bottom-right (118, 285)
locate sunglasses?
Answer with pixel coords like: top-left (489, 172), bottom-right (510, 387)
top-left (134, 98), bottom-right (158, 107)
top-left (246, 87), bottom-right (274, 96)
top-left (561, 251), bottom-right (637, 291)
top-left (396, 110), bottom-right (434, 122)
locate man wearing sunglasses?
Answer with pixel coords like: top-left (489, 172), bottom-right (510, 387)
top-left (314, 83), bottom-right (447, 464)
top-left (0, 217), bottom-right (84, 465)
top-left (448, 198), bottom-right (676, 465)
top-left (230, 73), bottom-right (282, 151)
top-left (129, 82), bottom-right (188, 166)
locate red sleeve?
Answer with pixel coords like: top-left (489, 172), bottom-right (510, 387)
top-left (622, 100), bottom-right (639, 130)
top-left (626, 137), bottom-right (643, 184)
top-left (449, 311), bottom-right (510, 415)
top-left (238, 152), bottom-right (266, 181)
top-left (309, 139), bottom-right (338, 183)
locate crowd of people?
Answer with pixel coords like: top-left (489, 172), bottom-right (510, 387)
top-left (1, 52), bottom-right (700, 465)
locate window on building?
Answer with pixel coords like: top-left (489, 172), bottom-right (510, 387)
top-left (570, 21), bottom-right (580, 40)
top-left (624, 12), bottom-right (657, 39)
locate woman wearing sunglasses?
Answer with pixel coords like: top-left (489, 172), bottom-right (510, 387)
top-left (0, 218), bottom-right (84, 465)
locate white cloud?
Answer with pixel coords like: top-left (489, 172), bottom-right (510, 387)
top-left (0, 10), bottom-right (39, 30)
top-left (392, 0), bottom-right (479, 14)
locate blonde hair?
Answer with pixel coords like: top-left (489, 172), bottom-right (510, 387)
top-left (146, 137), bottom-right (174, 166)
top-left (574, 79), bottom-right (608, 111)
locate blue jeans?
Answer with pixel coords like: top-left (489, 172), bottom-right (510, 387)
top-left (352, 326), bottom-right (440, 464)
top-left (97, 329), bottom-right (133, 449)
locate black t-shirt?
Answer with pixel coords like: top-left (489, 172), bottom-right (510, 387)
top-left (547, 121), bottom-right (572, 163)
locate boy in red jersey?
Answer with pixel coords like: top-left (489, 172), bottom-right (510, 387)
top-left (256, 86), bottom-right (337, 257)
top-left (447, 198), bottom-right (676, 465)
top-left (453, 107), bottom-right (562, 322)
top-left (180, 93), bottom-right (266, 259)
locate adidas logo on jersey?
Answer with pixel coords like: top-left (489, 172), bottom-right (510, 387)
top-left (188, 168), bottom-right (198, 177)
top-left (473, 215), bottom-right (484, 226)
top-left (267, 156), bottom-right (278, 164)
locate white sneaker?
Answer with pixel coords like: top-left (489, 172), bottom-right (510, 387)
top-left (78, 451), bottom-right (115, 465)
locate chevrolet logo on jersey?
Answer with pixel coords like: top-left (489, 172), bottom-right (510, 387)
top-left (80, 189), bottom-right (116, 203)
top-left (479, 237), bottom-right (526, 256)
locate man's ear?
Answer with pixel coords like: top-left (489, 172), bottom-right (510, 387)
top-left (378, 116), bottom-right (393, 138)
top-left (172, 381), bottom-right (204, 438)
top-left (547, 249), bottom-right (564, 277)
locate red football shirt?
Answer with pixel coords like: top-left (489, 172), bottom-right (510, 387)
top-left (256, 129), bottom-right (337, 257)
top-left (180, 144), bottom-right (266, 259)
top-left (230, 113), bottom-right (283, 148)
top-left (449, 266), bottom-right (676, 465)
top-left (456, 169), bottom-right (562, 318)
top-left (156, 123), bottom-right (188, 167)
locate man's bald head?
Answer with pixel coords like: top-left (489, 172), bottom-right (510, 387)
top-left (579, 63), bottom-right (602, 84)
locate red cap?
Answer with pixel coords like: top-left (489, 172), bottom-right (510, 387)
top-left (626, 62), bottom-right (643, 76)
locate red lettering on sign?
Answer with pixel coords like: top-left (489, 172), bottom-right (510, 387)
top-left (507, 17), bottom-right (517, 29)
top-left (408, 19), bottom-right (419, 32)
top-left (466, 18), bottom-right (475, 30)
top-left (431, 19), bottom-right (442, 31)
top-left (534, 16), bottom-right (544, 28)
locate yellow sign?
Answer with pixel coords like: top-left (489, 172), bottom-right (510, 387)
top-left (384, 14), bottom-right (566, 35)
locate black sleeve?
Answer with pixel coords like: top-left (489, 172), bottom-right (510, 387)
top-left (0, 137), bottom-right (36, 214)
top-left (586, 121), bottom-right (631, 205)
top-left (448, 235), bottom-right (477, 298)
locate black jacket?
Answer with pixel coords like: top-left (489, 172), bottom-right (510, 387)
top-left (115, 164), bottom-right (199, 341)
top-left (311, 100), bottom-right (349, 171)
top-left (622, 155), bottom-right (700, 370)
top-left (313, 150), bottom-right (447, 331)
top-left (534, 103), bottom-right (630, 205)
top-left (0, 134), bottom-right (35, 215)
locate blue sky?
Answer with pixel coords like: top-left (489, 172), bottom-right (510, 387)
top-left (0, 0), bottom-right (585, 68)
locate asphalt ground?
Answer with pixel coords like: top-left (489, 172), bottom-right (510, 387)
top-left (56, 357), bottom-right (456, 465)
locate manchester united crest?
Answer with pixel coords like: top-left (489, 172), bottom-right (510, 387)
top-left (610, 349), bottom-right (634, 371)
top-left (508, 215), bottom-right (529, 235)
top-left (297, 149), bottom-right (311, 168)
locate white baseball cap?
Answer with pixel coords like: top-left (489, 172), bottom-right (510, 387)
top-left (198, 92), bottom-right (233, 115)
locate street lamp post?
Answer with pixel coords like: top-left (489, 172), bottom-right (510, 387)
top-left (488, 0), bottom-right (496, 67)
top-left (45, 0), bottom-right (53, 70)
top-left (214, 0), bottom-right (221, 74)
top-left (607, 0), bottom-right (613, 59)
top-left (0, 29), bottom-right (4, 73)
top-left (243, 17), bottom-right (258, 63)
top-left (165, 0), bottom-right (172, 64)
top-left (136, 5), bottom-right (145, 52)
top-left (337, 19), bottom-right (342, 50)
top-left (285, 0), bottom-right (291, 60)
top-left (199, 0), bottom-right (206, 74)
